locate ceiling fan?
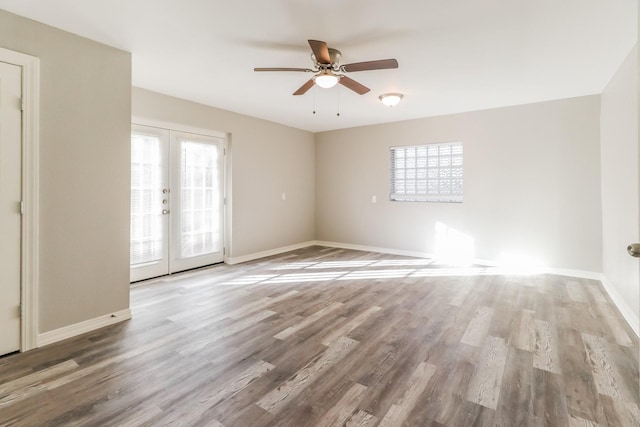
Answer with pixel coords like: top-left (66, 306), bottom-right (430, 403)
top-left (254, 39), bottom-right (398, 96)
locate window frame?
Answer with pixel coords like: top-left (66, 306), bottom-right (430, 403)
top-left (389, 141), bottom-right (464, 203)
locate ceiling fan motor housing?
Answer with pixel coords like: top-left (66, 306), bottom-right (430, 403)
top-left (312, 48), bottom-right (341, 69)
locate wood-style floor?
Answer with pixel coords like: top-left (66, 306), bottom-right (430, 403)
top-left (1, 246), bottom-right (638, 426)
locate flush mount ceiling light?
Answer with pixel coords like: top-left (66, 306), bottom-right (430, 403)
top-left (379, 93), bottom-right (403, 107)
top-left (314, 70), bottom-right (340, 88)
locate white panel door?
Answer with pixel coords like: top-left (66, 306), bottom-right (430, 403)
top-left (130, 125), bottom-right (170, 282)
top-left (0, 61), bottom-right (22, 355)
top-left (169, 131), bottom-right (225, 272)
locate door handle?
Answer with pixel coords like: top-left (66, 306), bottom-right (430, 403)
top-left (627, 243), bottom-right (640, 258)
top-left (162, 209), bottom-right (170, 215)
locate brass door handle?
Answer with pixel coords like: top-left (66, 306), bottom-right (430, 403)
top-left (627, 243), bottom-right (640, 258)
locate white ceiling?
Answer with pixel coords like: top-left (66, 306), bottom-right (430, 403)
top-left (0, 0), bottom-right (636, 132)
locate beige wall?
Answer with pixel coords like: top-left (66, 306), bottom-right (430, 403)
top-left (316, 96), bottom-right (603, 272)
top-left (131, 88), bottom-right (316, 259)
top-left (600, 45), bottom-right (639, 325)
top-left (0, 10), bottom-right (132, 332)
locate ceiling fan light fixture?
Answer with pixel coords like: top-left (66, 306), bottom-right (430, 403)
top-left (379, 93), bottom-right (403, 107)
top-left (314, 71), bottom-right (339, 89)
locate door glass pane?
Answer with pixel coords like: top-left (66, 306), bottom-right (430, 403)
top-left (130, 133), bottom-right (163, 265)
top-left (180, 140), bottom-right (220, 258)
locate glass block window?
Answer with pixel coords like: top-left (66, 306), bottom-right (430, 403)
top-left (390, 142), bottom-right (463, 202)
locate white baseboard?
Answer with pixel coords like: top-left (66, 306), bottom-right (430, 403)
top-left (542, 268), bottom-right (637, 337)
top-left (312, 240), bottom-right (433, 259)
top-left (598, 275), bottom-right (640, 337)
top-left (543, 268), bottom-right (604, 281)
top-left (225, 241), bottom-right (316, 265)
top-left (37, 308), bottom-right (132, 348)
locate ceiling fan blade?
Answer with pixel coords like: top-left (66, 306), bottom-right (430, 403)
top-left (293, 79), bottom-right (315, 95)
top-left (254, 67), bottom-right (313, 72)
top-left (341, 59), bottom-right (399, 72)
top-left (338, 75), bottom-right (370, 95)
top-left (308, 40), bottom-right (331, 64)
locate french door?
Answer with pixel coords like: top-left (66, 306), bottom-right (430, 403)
top-left (130, 124), bottom-right (224, 282)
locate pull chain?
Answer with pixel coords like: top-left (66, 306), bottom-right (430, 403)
top-left (312, 85), bottom-right (316, 115)
top-left (336, 85), bottom-right (340, 117)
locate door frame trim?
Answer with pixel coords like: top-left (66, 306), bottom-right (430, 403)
top-left (0, 47), bottom-right (40, 351)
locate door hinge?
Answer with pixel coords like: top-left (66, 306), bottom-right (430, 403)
top-left (20, 201), bottom-right (24, 215)
top-left (18, 303), bottom-right (22, 318)
top-left (20, 97), bottom-right (25, 112)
